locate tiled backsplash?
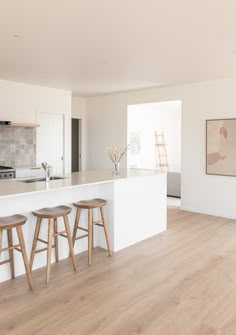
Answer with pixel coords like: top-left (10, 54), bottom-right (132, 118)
top-left (0, 126), bottom-right (36, 167)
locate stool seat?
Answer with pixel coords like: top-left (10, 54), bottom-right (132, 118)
top-left (32, 205), bottom-right (72, 218)
top-left (0, 214), bottom-right (27, 229)
top-left (73, 198), bottom-right (107, 209)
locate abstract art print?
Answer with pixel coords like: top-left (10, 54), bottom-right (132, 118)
top-left (206, 118), bottom-right (236, 176)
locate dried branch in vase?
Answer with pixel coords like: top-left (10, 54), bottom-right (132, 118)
top-left (105, 144), bottom-right (127, 175)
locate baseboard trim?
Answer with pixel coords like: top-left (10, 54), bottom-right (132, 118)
top-left (180, 205), bottom-right (236, 220)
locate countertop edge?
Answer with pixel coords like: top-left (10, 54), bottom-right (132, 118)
top-left (0, 169), bottom-right (167, 199)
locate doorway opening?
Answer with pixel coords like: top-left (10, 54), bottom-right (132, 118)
top-left (127, 100), bottom-right (181, 207)
top-left (71, 118), bottom-right (81, 172)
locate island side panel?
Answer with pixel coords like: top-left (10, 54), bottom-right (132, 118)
top-left (113, 173), bottom-right (167, 252)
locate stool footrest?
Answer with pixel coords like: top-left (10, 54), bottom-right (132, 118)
top-left (35, 245), bottom-right (55, 254)
top-left (93, 220), bottom-right (103, 225)
top-left (0, 244), bottom-right (21, 252)
top-left (78, 227), bottom-right (88, 232)
top-left (55, 230), bottom-right (67, 236)
top-left (94, 223), bottom-right (104, 227)
top-left (75, 234), bottom-right (88, 240)
top-left (58, 233), bottom-right (68, 238)
top-left (0, 259), bottom-right (10, 266)
top-left (15, 247), bottom-right (22, 253)
top-left (37, 238), bottom-right (48, 245)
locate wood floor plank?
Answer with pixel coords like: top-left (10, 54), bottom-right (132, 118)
top-left (1, 208), bottom-right (236, 334)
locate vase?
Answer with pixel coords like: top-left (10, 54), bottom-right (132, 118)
top-left (112, 162), bottom-right (120, 176)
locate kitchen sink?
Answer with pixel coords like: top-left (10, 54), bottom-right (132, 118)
top-left (20, 176), bottom-right (65, 183)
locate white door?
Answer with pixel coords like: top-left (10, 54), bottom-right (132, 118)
top-left (37, 112), bottom-right (64, 175)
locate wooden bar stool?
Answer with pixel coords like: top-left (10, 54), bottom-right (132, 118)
top-left (30, 205), bottom-right (77, 284)
top-left (72, 199), bottom-right (112, 265)
top-left (0, 214), bottom-right (33, 290)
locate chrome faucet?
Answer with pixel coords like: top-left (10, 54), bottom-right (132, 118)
top-left (41, 162), bottom-right (52, 182)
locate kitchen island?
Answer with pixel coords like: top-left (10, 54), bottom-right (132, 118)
top-left (0, 169), bottom-right (167, 282)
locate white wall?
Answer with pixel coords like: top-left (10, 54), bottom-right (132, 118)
top-left (128, 101), bottom-right (181, 172)
top-left (72, 97), bottom-right (87, 171)
top-left (0, 80), bottom-right (72, 172)
top-left (86, 78), bottom-right (236, 219)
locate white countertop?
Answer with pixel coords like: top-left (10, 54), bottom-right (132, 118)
top-left (0, 169), bottom-right (165, 199)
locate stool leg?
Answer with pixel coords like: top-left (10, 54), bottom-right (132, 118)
top-left (88, 209), bottom-right (93, 265)
top-left (72, 208), bottom-right (81, 246)
top-left (30, 218), bottom-right (42, 271)
top-left (0, 230), bottom-right (3, 260)
top-left (16, 226), bottom-right (33, 291)
top-left (46, 218), bottom-right (54, 284)
top-left (7, 229), bottom-right (15, 279)
top-left (63, 215), bottom-right (77, 271)
top-left (54, 219), bottom-right (59, 263)
top-left (91, 210), bottom-right (94, 249)
top-left (100, 207), bottom-right (112, 256)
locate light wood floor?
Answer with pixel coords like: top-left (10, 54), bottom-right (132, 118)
top-left (1, 208), bottom-right (236, 335)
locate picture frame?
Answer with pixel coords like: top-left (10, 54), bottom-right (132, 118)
top-left (206, 118), bottom-right (236, 177)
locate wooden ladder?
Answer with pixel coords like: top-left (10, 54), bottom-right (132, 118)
top-left (155, 131), bottom-right (169, 171)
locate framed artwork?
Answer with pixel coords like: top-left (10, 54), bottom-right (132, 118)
top-left (206, 118), bottom-right (236, 176)
top-left (129, 131), bottom-right (141, 155)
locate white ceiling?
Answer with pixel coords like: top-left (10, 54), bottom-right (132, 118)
top-left (0, 0), bottom-right (236, 96)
